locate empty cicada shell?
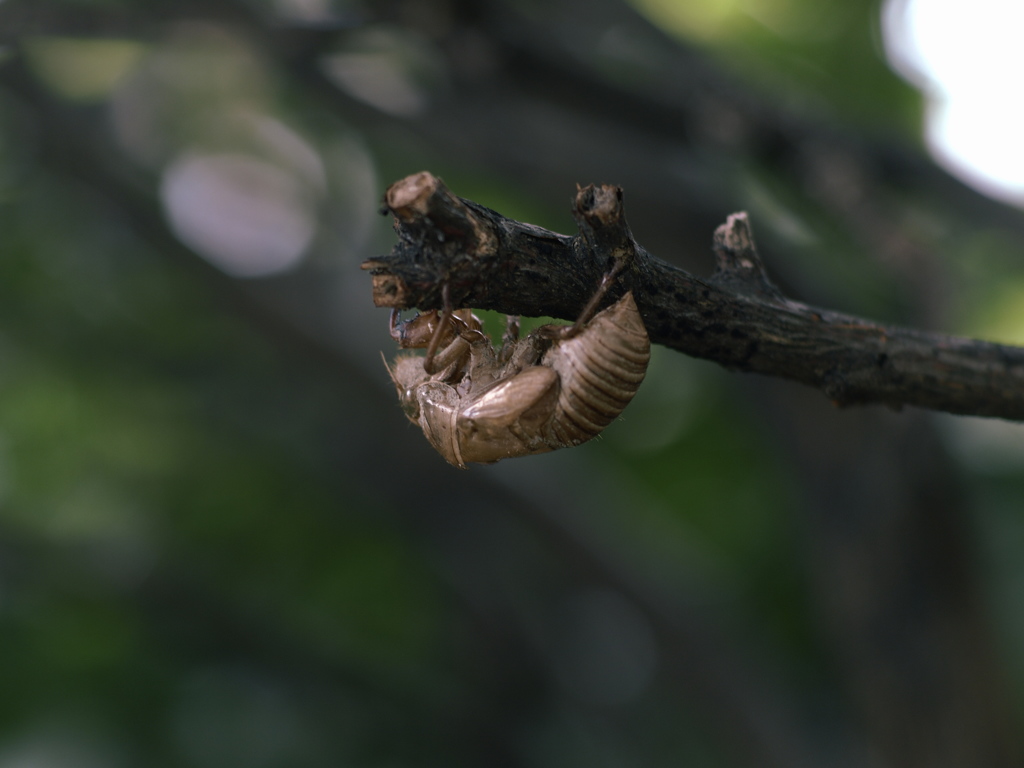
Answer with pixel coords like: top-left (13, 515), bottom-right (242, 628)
top-left (386, 292), bottom-right (650, 468)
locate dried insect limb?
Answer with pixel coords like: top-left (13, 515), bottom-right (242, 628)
top-left (364, 172), bottom-right (1024, 421)
top-left (421, 283), bottom-right (456, 374)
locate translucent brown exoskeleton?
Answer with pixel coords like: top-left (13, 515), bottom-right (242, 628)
top-left (386, 290), bottom-right (650, 468)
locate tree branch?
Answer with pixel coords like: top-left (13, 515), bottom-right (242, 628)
top-left (363, 172), bottom-right (1024, 421)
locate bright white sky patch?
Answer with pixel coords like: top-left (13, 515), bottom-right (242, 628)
top-left (882, 0), bottom-right (1024, 205)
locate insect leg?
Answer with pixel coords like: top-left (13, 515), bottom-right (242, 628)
top-left (503, 314), bottom-right (520, 345)
top-left (498, 314), bottom-right (520, 363)
top-left (423, 283), bottom-right (454, 374)
top-left (391, 308), bottom-right (451, 349)
top-left (545, 255), bottom-right (632, 340)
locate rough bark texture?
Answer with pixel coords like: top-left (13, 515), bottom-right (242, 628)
top-left (365, 172), bottom-right (1024, 421)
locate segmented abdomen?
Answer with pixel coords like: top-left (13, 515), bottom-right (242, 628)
top-left (544, 292), bottom-right (650, 447)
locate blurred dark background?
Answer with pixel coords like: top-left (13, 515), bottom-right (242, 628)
top-left (2, 1), bottom-right (1024, 766)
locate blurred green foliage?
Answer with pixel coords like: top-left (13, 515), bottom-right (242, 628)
top-left (630, 0), bottom-right (924, 135)
top-left (0, 157), bottom-right (445, 765)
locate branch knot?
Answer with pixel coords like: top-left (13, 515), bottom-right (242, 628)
top-left (572, 183), bottom-right (642, 277)
top-left (711, 212), bottom-right (784, 302)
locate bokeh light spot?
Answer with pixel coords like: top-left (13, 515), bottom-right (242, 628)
top-left (161, 153), bottom-right (317, 278)
top-left (883, 0), bottom-right (1024, 204)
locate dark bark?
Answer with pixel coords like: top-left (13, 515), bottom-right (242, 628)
top-left (365, 172), bottom-right (1024, 421)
